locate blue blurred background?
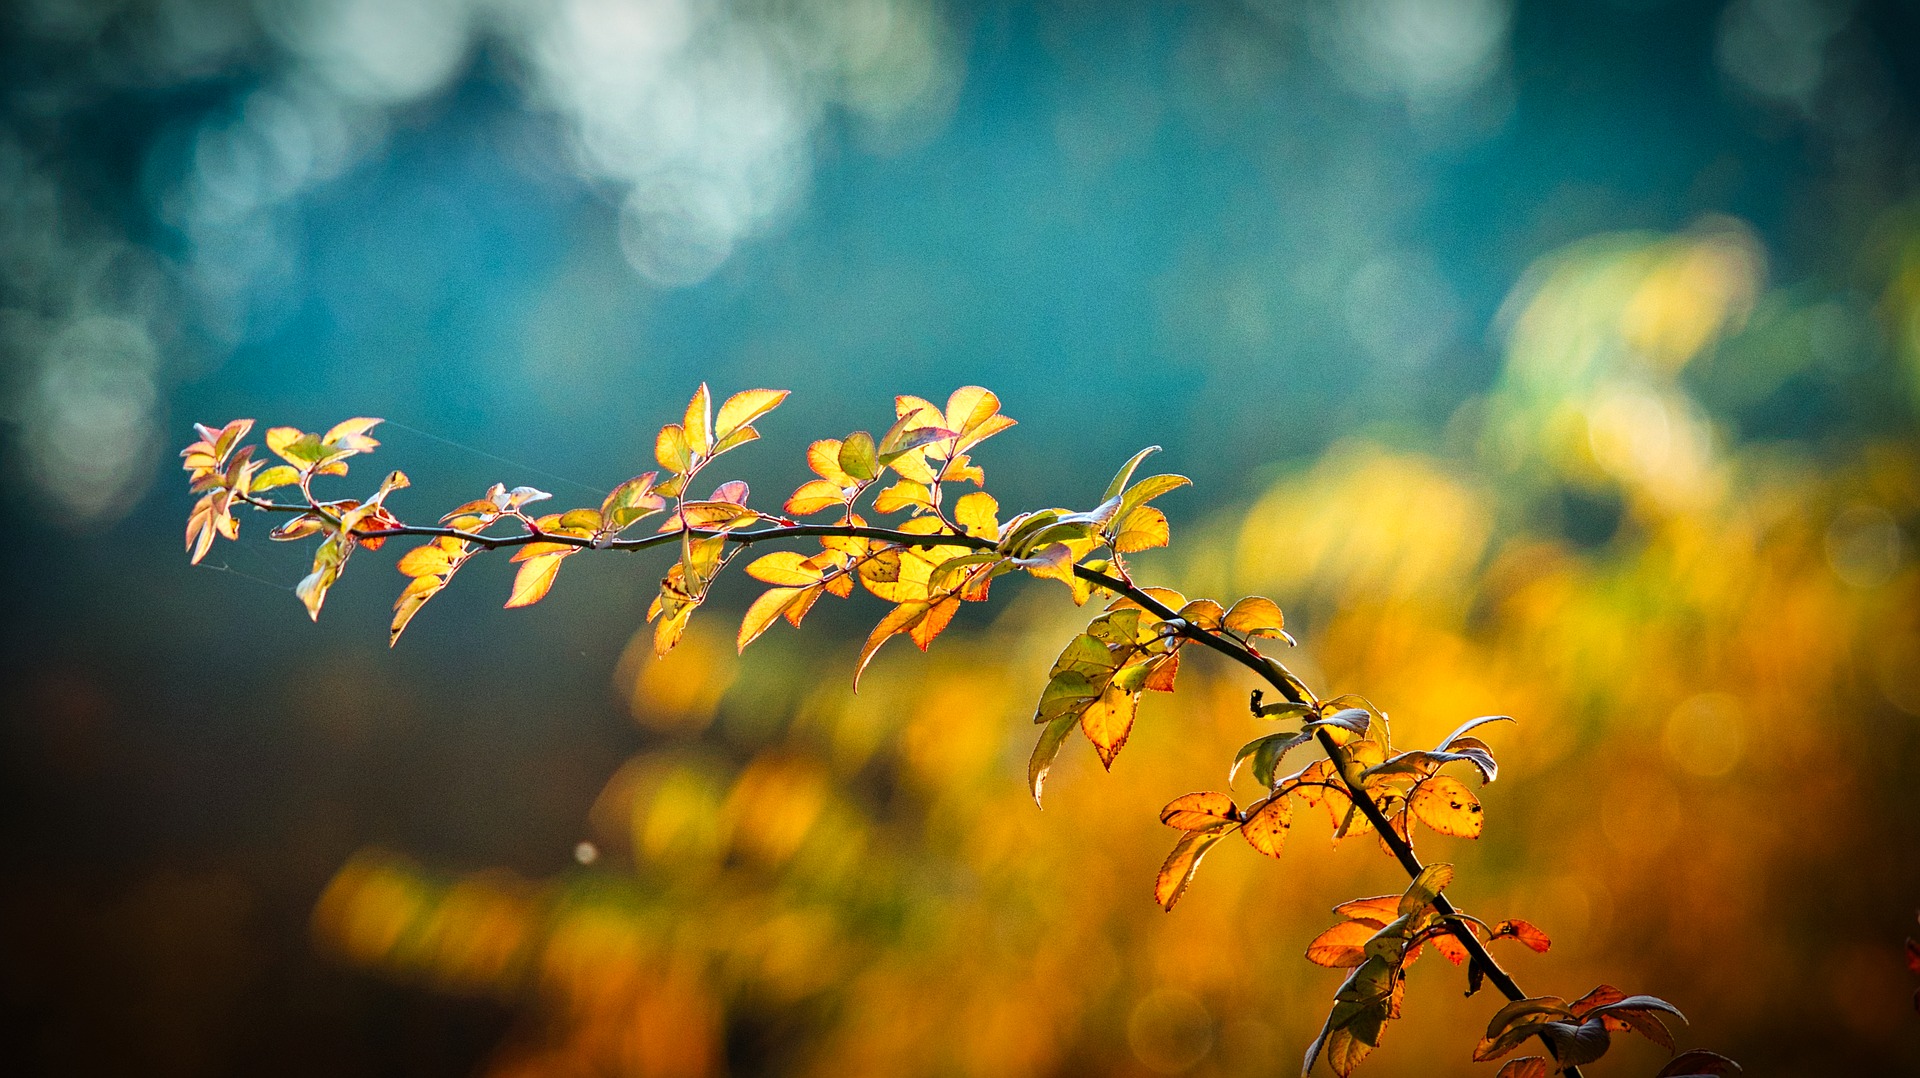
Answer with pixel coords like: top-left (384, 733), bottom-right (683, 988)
top-left (4, 1), bottom-right (1920, 1075)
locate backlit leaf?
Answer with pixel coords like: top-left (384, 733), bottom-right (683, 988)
top-left (807, 439), bottom-right (854, 485)
top-left (1241, 794), bottom-right (1293, 857)
top-left (908, 595), bottom-right (959, 650)
top-left (684, 383), bottom-right (713, 454)
top-left (1115, 473), bottom-right (1190, 523)
top-left (714, 388), bottom-right (787, 438)
top-left (656, 423), bottom-right (692, 473)
top-left (1409, 776), bottom-right (1484, 838)
top-left (786, 479), bottom-right (845, 515)
top-left (1113, 506), bottom-right (1170, 552)
top-left (250, 465), bottom-right (300, 493)
top-left (955, 491), bottom-right (999, 539)
top-left (1103, 445), bottom-right (1161, 502)
top-left (1028, 712), bottom-right (1079, 807)
top-left (739, 586), bottom-right (804, 651)
top-left (839, 431), bottom-right (878, 482)
top-left (1177, 598), bottom-right (1225, 629)
top-left (1154, 829), bottom-right (1223, 911)
top-left (1490, 919), bottom-right (1551, 953)
top-left (854, 601), bottom-right (930, 689)
top-left (1223, 595), bottom-right (1286, 637)
top-left (1159, 792), bottom-right (1240, 831)
top-left (746, 551), bottom-right (825, 586)
top-left (1495, 1057), bottom-right (1551, 1078)
top-left (1331, 895), bottom-right (1403, 925)
top-left (1231, 731), bottom-right (1314, 788)
top-left (873, 479), bottom-right (934, 514)
top-left (1306, 919), bottom-right (1374, 967)
top-left (1399, 862), bottom-right (1454, 916)
top-left (1080, 686), bottom-right (1138, 769)
top-left (505, 553), bottom-right (566, 608)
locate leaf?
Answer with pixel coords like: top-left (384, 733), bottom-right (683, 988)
top-left (739, 586), bottom-right (804, 651)
top-left (746, 551), bottom-right (825, 586)
top-left (1028, 713), bottom-right (1079, 807)
top-left (1399, 862), bottom-right (1454, 916)
top-left (1306, 919), bottom-right (1374, 967)
top-left (396, 543), bottom-right (454, 577)
top-left (1080, 686), bottom-right (1138, 769)
top-left (838, 431), bottom-right (878, 482)
top-left (684, 382), bottom-right (713, 454)
top-left (322, 417), bottom-right (383, 452)
top-left (1484, 997), bottom-right (1574, 1041)
top-left (1409, 776), bottom-right (1484, 838)
top-left (656, 423), bottom-right (692, 473)
top-left (250, 465), bottom-right (300, 493)
top-left (714, 388), bottom-right (788, 439)
top-left (1241, 794), bottom-right (1293, 857)
top-left (1495, 1057), bottom-right (1551, 1078)
top-left (1223, 595), bottom-right (1287, 637)
top-left (601, 473), bottom-right (664, 530)
top-left (1103, 445), bottom-right (1161, 502)
top-left (873, 479), bottom-right (935, 515)
top-left (1490, 919), bottom-right (1551, 953)
top-left (390, 575), bottom-right (444, 646)
top-left (1160, 792), bottom-right (1240, 831)
top-left (1113, 506), bottom-right (1170, 553)
top-left (1306, 708), bottom-right (1371, 740)
top-left (1176, 598), bottom-right (1226, 629)
top-left (1232, 731), bottom-right (1310, 788)
top-left (1115, 473), bottom-right (1190, 523)
top-left (908, 595), bottom-right (959, 650)
top-left (786, 479), bottom-right (845, 515)
top-left (954, 491), bottom-right (999, 539)
top-left (505, 553), bottom-right (566, 608)
top-left (1015, 542), bottom-right (1078, 591)
top-left (1656, 1050), bottom-right (1743, 1076)
top-left (1438, 714), bottom-right (1514, 750)
top-left (295, 532), bottom-right (352, 621)
top-left (854, 601), bottom-right (930, 689)
top-left (944, 385), bottom-right (1016, 450)
top-left (806, 439), bottom-right (855, 485)
top-left (1154, 829), bottom-right (1223, 911)
top-left (1537, 1018), bottom-right (1611, 1066)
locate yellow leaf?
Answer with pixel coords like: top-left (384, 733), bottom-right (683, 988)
top-left (1177, 598), bottom-right (1225, 629)
top-left (322, 417), bottom-right (383, 451)
top-left (683, 383), bottom-right (713, 454)
top-left (786, 479), bottom-right (845, 516)
top-left (390, 575), bottom-right (443, 646)
top-left (714, 388), bottom-right (788, 439)
top-left (396, 542), bottom-right (453, 577)
top-left (746, 551), bottom-right (825, 586)
top-left (1223, 595), bottom-right (1286, 636)
top-left (1080, 685), bottom-right (1137, 769)
top-left (908, 594), bottom-right (960, 650)
top-left (505, 553), bottom-right (565, 608)
top-left (1305, 919), bottom-right (1375, 967)
top-left (1160, 792), bottom-right (1239, 831)
top-left (1409, 776), bottom-right (1484, 838)
top-left (250, 465), bottom-right (300, 493)
top-left (1154, 829), bottom-right (1222, 911)
top-left (1016, 542), bottom-right (1077, 590)
top-left (738, 586), bottom-right (803, 651)
top-left (944, 386), bottom-right (1016, 450)
top-left (1241, 794), bottom-right (1293, 857)
top-left (854, 601), bottom-right (930, 689)
top-left (806, 439), bottom-right (854, 485)
top-left (656, 423), bottom-right (691, 473)
top-left (873, 479), bottom-right (934, 515)
top-left (653, 603), bottom-right (693, 656)
top-left (954, 491), bottom-right (999, 539)
top-left (1113, 505), bottom-right (1170, 552)
top-left (1028, 713), bottom-right (1078, 807)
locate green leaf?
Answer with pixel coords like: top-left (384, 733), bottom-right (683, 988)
top-left (1103, 445), bottom-right (1161, 502)
top-left (1028, 712), bottom-right (1080, 807)
top-left (838, 431), bottom-right (878, 482)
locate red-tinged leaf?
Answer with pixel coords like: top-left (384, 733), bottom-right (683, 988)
top-left (1153, 829), bottom-right (1223, 911)
top-left (1490, 919), bottom-right (1551, 953)
top-left (1305, 919), bottom-right (1374, 967)
top-left (1160, 792), bottom-right (1240, 831)
top-left (656, 423), bottom-right (692, 473)
top-left (1409, 775), bottom-right (1484, 838)
top-left (1568, 985), bottom-right (1627, 1018)
top-left (738, 586), bottom-right (803, 651)
top-left (908, 594), bottom-right (960, 650)
top-left (1112, 505), bottom-right (1169, 552)
top-left (714, 388), bottom-right (787, 439)
top-left (1495, 1056), bottom-right (1551, 1078)
top-left (1028, 713), bottom-right (1078, 807)
top-left (1585, 995), bottom-right (1687, 1025)
top-left (854, 601), bottom-right (930, 689)
top-left (786, 479), bottom-right (845, 515)
top-left (1432, 931), bottom-right (1470, 965)
top-left (1907, 937), bottom-right (1920, 976)
top-left (1223, 595), bottom-right (1286, 637)
top-left (708, 480), bottom-right (748, 505)
top-left (1656, 1049), bottom-right (1743, 1076)
top-left (1143, 650), bottom-right (1180, 692)
top-left (954, 491), bottom-right (998, 539)
top-left (1240, 794), bottom-right (1292, 857)
top-left (505, 553), bottom-right (565, 608)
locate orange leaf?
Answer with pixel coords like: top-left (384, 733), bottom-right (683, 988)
top-left (1222, 595), bottom-right (1285, 637)
top-left (1153, 829), bottom-right (1222, 911)
top-left (1240, 794), bottom-right (1292, 857)
top-left (1159, 792), bottom-right (1239, 831)
top-left (1305, 920), bottom-right (1375, 967)
top-left (1079, 686), bottom-right (1138, 770)
top-left (1409, 775), bottom-right (1484, 838)
top-left (1492, 919), bottom-right (1552, 954)
top-left (909, 595), bottom-right (960, 650)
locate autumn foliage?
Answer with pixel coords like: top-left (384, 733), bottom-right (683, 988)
top-left (181, 386), bottom-right (1743, 1077)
